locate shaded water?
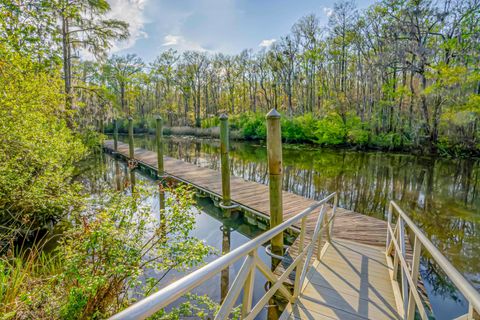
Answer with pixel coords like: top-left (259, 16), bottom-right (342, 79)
top-left (120, 134), bottom-right (480, 319)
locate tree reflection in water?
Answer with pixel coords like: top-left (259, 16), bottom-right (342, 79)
top-left (131, 135), bottom-right (479, 315)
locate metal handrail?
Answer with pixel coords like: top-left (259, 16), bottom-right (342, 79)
top-left (387, 201), bottom-right (480, 320)
top-left (110, 192), bottom-right (338, 320)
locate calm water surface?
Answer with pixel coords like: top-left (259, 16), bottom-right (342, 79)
top-left (78, 153), bottom-right (282, 319)
top-left (117, 134), bottom-right (480, 319)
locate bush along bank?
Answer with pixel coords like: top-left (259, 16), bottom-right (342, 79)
top-left (104, 113), bottom-right (479, 157)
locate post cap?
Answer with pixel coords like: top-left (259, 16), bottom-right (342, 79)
top-left (156, 115), bottom-right (163, 121)
top-left (219, 113), bottom-right (228, 120)
top-left (128, 116), bottom-right (133, 121)
top-left (266, 108), bottom-right (281, 119)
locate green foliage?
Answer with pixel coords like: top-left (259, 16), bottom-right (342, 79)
top-left (4, 184), bottom-right (213, 319)
top-left (221, 112), bottom-right (417, 151)
top-left (370, 133), bottom-right (404, 150)
top-left (346, 117), bottom-right (370, 147)
top-left (201, 117), bottom-right (220, 128)
top-left (314, 113), bottom-right (347, 145)
top-left (0, 230), bottom-right (61, 319)
top-left (0, 46), bottom-right (86, 231)
top-left (281, 113), bottom-right (318, 142)
top-left (149, 293), bottom-right (240, 320)
top-left (229, 113), bottom-right (267, 140)
top-left (57, 184), bottom-right (212, 319)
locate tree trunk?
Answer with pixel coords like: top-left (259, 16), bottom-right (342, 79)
top-left (62, 16), bottom-right (73, 111)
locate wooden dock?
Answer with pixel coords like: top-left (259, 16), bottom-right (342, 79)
top-left (281, 239), bottom-right (401, 319)
top-left (104, 140), bottom-right (405, 319)
top-left (104, 140), bottom-right (388, 245)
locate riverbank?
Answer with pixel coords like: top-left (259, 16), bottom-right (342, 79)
top-left (105, 124), bottom-right (480, 159)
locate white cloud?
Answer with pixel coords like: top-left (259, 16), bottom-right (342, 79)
top-left (162, 34), bottom-right (207, 52)
top-left (162, 35), bottom-right (181, 46)
top-left (78, 0), bottom-right (149, 59)
top-left (259, 39), bottom-right (276, 48)
top-left (323, 7), bottom-right (334, 17)
top-left (146, 0), bottom-right (242, 54)
top-left (107, 0), bottom-right (149, 52)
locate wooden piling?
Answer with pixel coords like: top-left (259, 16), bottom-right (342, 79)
top-left (220, 224), bottom-right (231, 303)
top-left (156, 116), bottom-right (164, 175)
top-left (113, 118), bottom-right (118, 151)
top-left (220, 114), bottom-right (231, 215)
top-left (114, 159), bottom-right (122, 191)
top-left (266, 108), bottom-right (283, 258)
top-left (128, 117), bottom-right (136, 191)
top-left (128, 117), bottom-right (134, 160)
top-left (156, 116), bottom-right (166, 218)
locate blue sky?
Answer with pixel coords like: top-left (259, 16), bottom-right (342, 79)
top-left (108, 0), bottom-right (375, 62)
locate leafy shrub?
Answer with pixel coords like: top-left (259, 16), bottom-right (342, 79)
top-left (201, 117), bottom-right (220, 129)
top-left (230, 113), bottom-right (266, 139)
top-left (370, 132), bottom-right (403, 150)
top-left (0, 48), bottom-right (86, 232)
top-left (282, 113), bottom-right (318, 142)
top-left (314, 113), bottom-right (347, 145)
top-left (7, 185), bottom-right (213, 319)
top-left (346, 116), bottom-right (370, 147)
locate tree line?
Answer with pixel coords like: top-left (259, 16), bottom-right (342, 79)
top-left (2, 0), bottom-right (480, 154)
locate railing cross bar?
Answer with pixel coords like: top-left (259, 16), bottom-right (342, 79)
top-left (215, 255), bottom-right (254, 320)
top-left (387, 201), bottom-right (480, 320)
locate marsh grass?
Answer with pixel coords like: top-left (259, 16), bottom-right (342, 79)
top-left (0, 230), bottom-right (60, 319)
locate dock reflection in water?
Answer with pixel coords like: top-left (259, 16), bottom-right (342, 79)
top-left (119, 134), bottom-right (480, 319)
top-left (83, 153), bottom-right (285, 319)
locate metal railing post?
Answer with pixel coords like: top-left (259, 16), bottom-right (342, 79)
top-left (241, 252), bottom-right (255, 317)
top-left (386, 202), bottom-right (393, 251)
top-left (407, 235), bottom-right (422, 320)
top-left (293, 217), bottom-right (307, 298)
top-left (399, 217), bottom-right (409, 319)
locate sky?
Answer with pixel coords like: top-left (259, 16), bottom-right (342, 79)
top-left (107, 0), bottom-right (375, 63)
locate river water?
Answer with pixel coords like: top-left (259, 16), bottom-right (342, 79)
top-left (79, 152), bottom-right (282, 319)
top-left (111, 134), bottom-right (479, 319)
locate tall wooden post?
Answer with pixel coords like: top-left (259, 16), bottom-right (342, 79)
top-left (128, 117), bottom-right (136, 191)
top-left (219, 114), bottom-right (232, 216)
top-left (266, 108), bottom-right (283, 258)
top-left (156, 116), bottom-right (164, 175)
top-left (220, 223), bottom-right (231, 303)
top-left (113, 118), bottom-right (118, 151)
top-left (156, 115), bottom-right (166, 223)
top-left (128, 117), bottom-right (134, 159)
top-left (115, 159), bottom-right (122, 191)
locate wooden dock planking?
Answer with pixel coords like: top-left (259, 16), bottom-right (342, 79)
top-left (104, 141), bottom-right (389, 246)
top-left (105, 140), bottom-right (399, 282)
top-left (282, 239), bottom-right (402, 320)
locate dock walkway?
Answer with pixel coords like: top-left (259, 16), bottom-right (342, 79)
top-left (281, 239), bottom-right (401, 319)
top-left (104, 140), bottom-right (388, 246)
top-left (104, 140), bottom-right (403, 319)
